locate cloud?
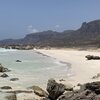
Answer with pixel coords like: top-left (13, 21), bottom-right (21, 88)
top-left (55, 25), bottom-right (60, 28)
top-left (31, 29), bottom-right (38, 33)
top-left (27, 25), bottom-right (38, 33)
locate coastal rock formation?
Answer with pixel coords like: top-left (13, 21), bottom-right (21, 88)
top-left (92, 73), bottom-right (100, 79)
top-left (16, 60), bottom-right (22, 62)
top-left (58, 81), bottom-right (100, 100)
top-left (29, 85), bottom-right (48, 97)
top-left (84, 81), bottom-right (100, 94)
top-left (0, 73), bottom-right (9, 78)
top-left (1, 79), bottom-right (100, 100)
top-left (0, 64), bottom-right (10, 72)
top-left (46, 79), bottom-right (65, 100)
top-left (10, 78), bottom-right (19, 81)
top-left (40, 80), bottom-right (100, 100)
top-left (1, 86), bottom-right (12, 89)
top-left (85, 55), bottom-right (100, 60)
top-left (58, 90), bottom-right (96, 100)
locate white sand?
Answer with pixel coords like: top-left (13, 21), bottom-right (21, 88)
top-left (17, 92), bottom-right (41, 100)
top-left (36, 49), bottom-right (100, 86)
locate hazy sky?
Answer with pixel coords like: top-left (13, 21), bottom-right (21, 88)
top-left (0, 0), bottom-right (100, 39)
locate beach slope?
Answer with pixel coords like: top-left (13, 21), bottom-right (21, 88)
top-left (36, 49), bottom-right (100, 86)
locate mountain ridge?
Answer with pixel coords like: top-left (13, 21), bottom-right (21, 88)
top-left (0, 19), bottom-right (100, 48)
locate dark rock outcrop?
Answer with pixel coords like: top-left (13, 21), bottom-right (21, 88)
top-left (58, 90), bottom-right (96, 100)
top-left (85, 55), bottom-right (100, 60)
top-left (46, 79), bottom-right (65, 100)
top-left (10, 78), bottom-right (19, 81)
top-left (0, 73), bottom-right (9, 78)
top-left (58, 81), bottom-right (100, 100)
top-left (0, 64), bottom-right (10, 72)
top-left (1, 86), bottom-right (12, 89)
top-left (41, 80), bottom-right (100, 100)
top-left (16, 60), bottom-right (22, 62)
top-left (84, 81), bottom-right (100, 94)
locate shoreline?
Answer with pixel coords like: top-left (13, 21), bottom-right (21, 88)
top-left (0, 49), bottom-right (74, 99)
top-left (34, 50), bottom-right (73, 79)
top-left (36, 49), bottom-right (100, 86)
top-left (0, 49), bottom-right (73, 90)
top-left (0, 48), bottom-right (100, 99)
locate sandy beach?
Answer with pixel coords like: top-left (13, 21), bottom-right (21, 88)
top-left (1, 49), bottom-right (100, 100)
top-left (36, 49), bottom-right (100, 86)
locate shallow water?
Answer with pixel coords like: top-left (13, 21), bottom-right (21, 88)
top-left (0, 48), bottom-right (69, 89)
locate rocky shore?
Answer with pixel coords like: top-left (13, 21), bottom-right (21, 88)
top-left (1, 78), bottom-right (100, 100)
top-left (0, 64), bottom-right (100, 100)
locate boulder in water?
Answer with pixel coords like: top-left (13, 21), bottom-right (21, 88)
top-left (0, 64), bottom-right (10, 72)
top-left (0, 73), bottom-right (9, 78)
top-left (16, 60), bottom-right (22, 62)
top-left (1, 86), bottom-right (12, 89)
top-left (10, 78), bottom-right (19, 81)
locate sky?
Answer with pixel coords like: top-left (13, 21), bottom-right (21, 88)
top-left (0, 0), bottom-right (100, 39)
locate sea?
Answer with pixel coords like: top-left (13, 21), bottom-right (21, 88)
top-left (0, 48), bottom-right (70, 90)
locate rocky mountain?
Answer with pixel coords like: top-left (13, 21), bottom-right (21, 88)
top-left (0, 19), bottom-right (100, 48)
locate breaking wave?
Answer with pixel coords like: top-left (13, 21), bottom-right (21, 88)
top-left (0, 48), bottom-right (17, 52)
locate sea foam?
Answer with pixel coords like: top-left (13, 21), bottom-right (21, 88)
top-left (0, 48), bottom-right (17, 52)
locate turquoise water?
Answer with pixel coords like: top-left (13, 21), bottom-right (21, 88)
top-left (0, 48), bottom-right (69, 89)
